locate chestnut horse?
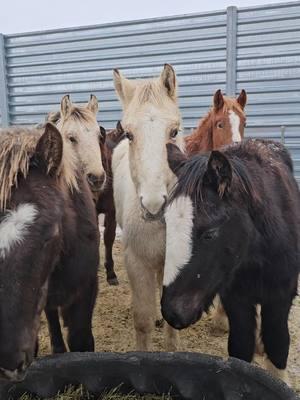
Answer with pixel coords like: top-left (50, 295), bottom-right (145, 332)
top-left (185, 89), bottom-right (247, 155)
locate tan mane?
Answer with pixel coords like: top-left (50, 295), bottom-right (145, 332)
top-left (0, 126), bottom-right (78, 210)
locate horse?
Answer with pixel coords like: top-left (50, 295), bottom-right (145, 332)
top-left (161, 139), bottom-right (300, 385)
top-left (185, 89), bottom-right (247, 155)
top-left (96, 121), bottom-right (125, 285)
top-left (185, 88), bottom-right (247, 331)
top-left (112, 64), bottom-right (184, 351)
top-left (46, 94), bottom-right (106, 191)
top-left (42, 95), bottom-right (102, 354)
top-left (0, 124), bottom-right (65, 380)
top-left (46, 96), bottom-right (123, 286)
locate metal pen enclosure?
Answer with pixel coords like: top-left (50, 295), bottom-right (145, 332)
top-left (0, 1), bottom-right (299, 180)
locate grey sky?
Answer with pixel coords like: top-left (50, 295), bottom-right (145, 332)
top-left (1, 0), bottom-right (289, 34)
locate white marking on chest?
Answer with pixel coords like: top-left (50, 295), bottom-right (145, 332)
top-left (163, 195), bottom-right (194, 286)
top-left (0, 204), bottom-right (38, 259)
top-left (229, 110), bottom-right (241, 142)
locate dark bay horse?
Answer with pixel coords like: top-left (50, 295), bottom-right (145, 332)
top-left (96, 121), bottom-right (125, 285)
top-left (0, 124), bottom-right (65, 380)
top-left (185, 89), bottom-right (247, 155)
top-left (162, 139), bottom-right (300, 385)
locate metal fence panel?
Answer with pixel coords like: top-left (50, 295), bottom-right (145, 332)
top-left (0, 1), bottom-right (300, 180)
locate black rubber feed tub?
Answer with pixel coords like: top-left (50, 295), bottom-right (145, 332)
top-left (0, 352), bottom-right (298, 400)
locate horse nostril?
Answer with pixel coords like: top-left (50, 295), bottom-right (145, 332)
top-left (87, 174), bottom-right (105, 189)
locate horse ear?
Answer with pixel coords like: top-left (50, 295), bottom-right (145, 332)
top-left (166, 143), bottom-right (187, 176)
top-left (87, 94), bottom-right (99, 115)
top-left (205, 151), bottom-right (232, 198)
top-left (237, 89), bottom-right (247, 110)
top-left (35, 123), bottom-right (63, 176)
top-left (60, 94), bottom-right (72, 118)
top-left (113, 69), bottom-right (136, 107)
top-left (116, 120), bottom-right (124, 134)
top-left (99, 126), bottom-right (106, 144)
top-left (45, 111), bottom-right (61, 124)
top-left (213, 89), bottom-right (224, 111)
top-left (160, 64), bottom-right (177, 100)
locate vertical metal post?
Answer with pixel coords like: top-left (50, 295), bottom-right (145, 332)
top-left (226, 6), bottom-right (238, 96)
top-left (281, 125), bottom-right (285, 144)
top-left (0, 33), bottom-right (9, 127)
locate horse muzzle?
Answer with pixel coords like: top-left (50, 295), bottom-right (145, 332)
top-left (87, 173), bottom-right (106, 192)
top-left (140, 195), bottom-right (167, 222)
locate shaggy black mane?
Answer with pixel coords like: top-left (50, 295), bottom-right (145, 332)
top-left (170, 148), bottom-right (256, 205)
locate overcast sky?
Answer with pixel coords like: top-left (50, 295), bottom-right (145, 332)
top-left (1, 0), bottom-right (289, 34)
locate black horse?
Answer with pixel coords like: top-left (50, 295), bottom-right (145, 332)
top-left (161, 139), bottom-right (300, 384)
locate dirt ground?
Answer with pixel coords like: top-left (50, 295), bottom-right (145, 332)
top-left (38, 237), bottom-right (300, 394)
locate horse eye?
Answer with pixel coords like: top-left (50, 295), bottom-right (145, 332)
top-left (170, 129), bottom-right (178, 139)
top-left (125, 132), bottom-right (134, 142)
top-left (202, 228), bottom-right (219, 241)
top-left (217, 122), bottom-right (224, 129)
top-left (69, 135), bottom-right (77, 144)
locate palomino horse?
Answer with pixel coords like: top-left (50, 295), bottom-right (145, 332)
top-left (46, 98), bottom-right (123, 285)
top-left (96, 121), bottom-right (125, 285)
top-left (162, 140), bottom-right (300, 385)
top-left (112, 64), bottom-right (184, 350)
top-left (0, 124), bottom-right (65, 380)
top-left (46, 94), bottom-right (106, 191)
top-left (185, 89), bottom-right (247, 154)
top-left (43, 97), bottom-right (101, 354)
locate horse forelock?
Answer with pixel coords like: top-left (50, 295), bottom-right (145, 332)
top-left (170, 145), bottom-right (258, 209)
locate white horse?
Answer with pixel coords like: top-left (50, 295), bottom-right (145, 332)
top-left (112, 64), bottom-right (184, 351)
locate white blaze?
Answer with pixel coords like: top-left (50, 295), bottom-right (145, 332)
top-left (163, 195), bottom-right (194, 286)
top-left (229, 110), bottom-right (241, 142)
top-left (0, 204), bottom-right (38, 259)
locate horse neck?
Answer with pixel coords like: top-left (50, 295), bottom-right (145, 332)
top-left (185, 112), bottom-right (213, 156)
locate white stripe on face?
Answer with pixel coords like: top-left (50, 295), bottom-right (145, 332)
top-left (163, 195), bottom-right (194, 287)
top-left (0, 204), bottom-right (38, 259)
top-left (229, 110), bottom-right (241, 142)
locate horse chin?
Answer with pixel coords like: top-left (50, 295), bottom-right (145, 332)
top-left (141, 209), bottom-right (165, 224)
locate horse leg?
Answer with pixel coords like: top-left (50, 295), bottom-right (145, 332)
top-left (104, 212), bottom-right (118, 285)
top-left (61, 280), bottom-right (97, 352)
top-left (125, 249), bottom-right (156, 351)
top-left (155, 269), bottom-right (164, 328)
top-left (261, 300), bottom-right (291, 385)
top-left (210, 295), bottom-right (229, 332)
top-left (156, 268), bottom-right (179, 351)
top-left (222, 295), bottom-right (256, 362)
top-left (45, 307), bottom-right (67, 353)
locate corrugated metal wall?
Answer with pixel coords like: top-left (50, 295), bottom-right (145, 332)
top-left (236, 1), bottom-right (300, 179)
top-left (0, 1), bottom-right (300, 178)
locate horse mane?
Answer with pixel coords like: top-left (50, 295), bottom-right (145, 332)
top-left (185, 96), bottom-right (246, 155)
top-left (0, 126), bottom-right (78, 210)
top-left (170, 143), bottom-right (257, 207)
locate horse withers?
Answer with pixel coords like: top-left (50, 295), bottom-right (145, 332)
top-left (0, 124), bottom-right (64, 381)
top-left (161, 140), bottom-right (300, 384)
